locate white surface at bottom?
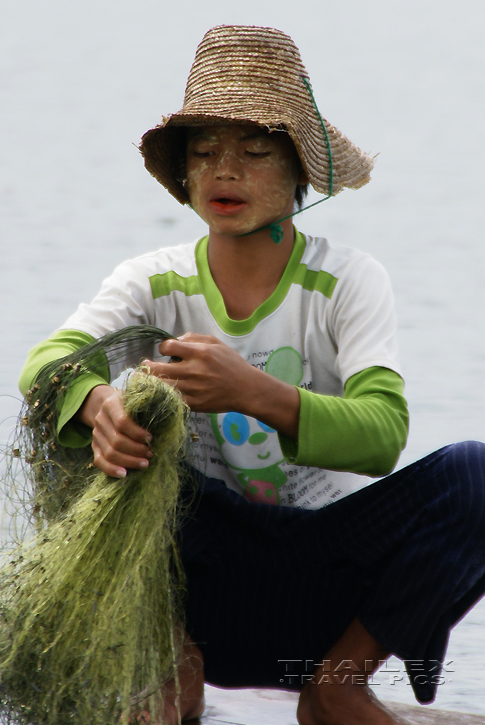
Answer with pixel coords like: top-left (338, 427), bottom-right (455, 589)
top-left (203, 686), bottom-right (299, 725)
top-left (201, 685), bottom-right (485, 725)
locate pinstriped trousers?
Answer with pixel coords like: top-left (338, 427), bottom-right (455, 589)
top-left (180, 441), bottom-right (485, 704)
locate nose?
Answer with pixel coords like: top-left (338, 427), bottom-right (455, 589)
top-left (214, 150), bottom-right (242, 180)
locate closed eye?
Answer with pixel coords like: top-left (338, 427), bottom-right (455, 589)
top-left (245, 151), bottom-right (271, 158)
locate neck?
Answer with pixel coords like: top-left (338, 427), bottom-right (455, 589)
top-left (206, 218), bottom-right (296, 320)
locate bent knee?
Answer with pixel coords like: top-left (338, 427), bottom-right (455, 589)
top-left (439, 440), bottom-right (485, 527)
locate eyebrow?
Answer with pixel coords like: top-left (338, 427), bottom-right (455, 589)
top-left (188, 131), bottom-right (213, 142)
top-left (239, 131), bottom-right (269, 141)
top-left (188, 129), bottom-right (270, 142)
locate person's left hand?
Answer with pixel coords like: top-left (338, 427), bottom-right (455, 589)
top-left (143, 332), bottom-right (259, 414)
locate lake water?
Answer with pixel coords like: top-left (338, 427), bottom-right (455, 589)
top-left (1, 0), bottom-right (485, 715)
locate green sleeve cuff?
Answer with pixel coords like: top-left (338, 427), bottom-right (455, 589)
top-left (279, 433), bottom-right (299, 462)
top-left (57, 375), bottom-right (108, 447)
top-left (279, 367), bottom-right (409, 476)
top-left (19, 329), bottom-right (110, 449)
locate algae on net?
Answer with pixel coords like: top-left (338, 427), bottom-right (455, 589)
top-left (0, 356), bottom-right (193, 725)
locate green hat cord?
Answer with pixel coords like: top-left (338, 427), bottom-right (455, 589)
top-left (250, 76), bottom-right (334, 244)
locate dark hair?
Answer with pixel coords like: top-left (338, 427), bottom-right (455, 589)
top-left (295, 183), bottom-right (308, 209)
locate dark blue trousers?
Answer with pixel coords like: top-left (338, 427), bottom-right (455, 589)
top-left (180, 441), bottom-right (485, 704)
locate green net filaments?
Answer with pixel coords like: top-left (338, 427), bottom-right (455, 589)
top-left (0, 326), bottom-right (194, 725)
top-left (11, 325), bottom-right (176, 525)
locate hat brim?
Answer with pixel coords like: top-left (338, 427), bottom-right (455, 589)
top-left (140, 111), bottom-right (374, 206)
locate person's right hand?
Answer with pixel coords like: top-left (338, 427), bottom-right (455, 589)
top-left (77, 384), bottom-right (153, 478)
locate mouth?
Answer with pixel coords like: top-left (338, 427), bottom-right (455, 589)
top-left (209, 196), bottom-right (247, 215)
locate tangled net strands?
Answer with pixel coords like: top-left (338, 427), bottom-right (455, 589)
top-left (0, 326), bottom-right (194, 725)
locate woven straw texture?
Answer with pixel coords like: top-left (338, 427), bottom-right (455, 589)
top-left (140, 25), bottom-right (374, 204)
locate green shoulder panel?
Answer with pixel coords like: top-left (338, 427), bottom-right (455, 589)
top-left (292, 265), bottom-right (338, 299)
top-left (149, 271), bottom-right (202, 299)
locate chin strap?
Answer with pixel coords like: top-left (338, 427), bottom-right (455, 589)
top-left (248, 76), bottom-right (334, 244)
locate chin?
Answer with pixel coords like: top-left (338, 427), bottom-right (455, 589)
top-left (222, 215), bottom-right (282, 236)
top-left (209, 220), bottom-right (256, 237)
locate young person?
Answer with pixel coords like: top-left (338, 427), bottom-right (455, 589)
top-left (19, 25), bottom-right (485, 725)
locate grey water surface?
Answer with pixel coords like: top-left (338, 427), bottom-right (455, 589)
top-left (1, 0), bottom-right (485, 714)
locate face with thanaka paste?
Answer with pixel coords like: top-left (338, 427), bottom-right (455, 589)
top-left (185, 124), bottom-right (307, 237)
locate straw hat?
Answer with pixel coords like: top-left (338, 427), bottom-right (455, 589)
top-left (140, 25), bottom-right (374, 204)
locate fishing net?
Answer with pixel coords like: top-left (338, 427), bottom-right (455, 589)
top-left (0, 326), bottom-right (195, 725)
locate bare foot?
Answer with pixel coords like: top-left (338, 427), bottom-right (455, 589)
top-left (296, 619), bottom-right (414, 725)
top-left (297, 680), bottom-right (411, 725)
top-left (131, 640), bottom-right (205, 724)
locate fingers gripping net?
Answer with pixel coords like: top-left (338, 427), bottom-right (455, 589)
top-left (0, 326), bottom-right (194, 725)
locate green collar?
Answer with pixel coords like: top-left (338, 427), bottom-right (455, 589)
top-left (195, 229), bottom-right (307, 336)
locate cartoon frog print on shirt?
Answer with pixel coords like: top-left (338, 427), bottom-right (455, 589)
top-left (209, 346), bottom-right (305, 505)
